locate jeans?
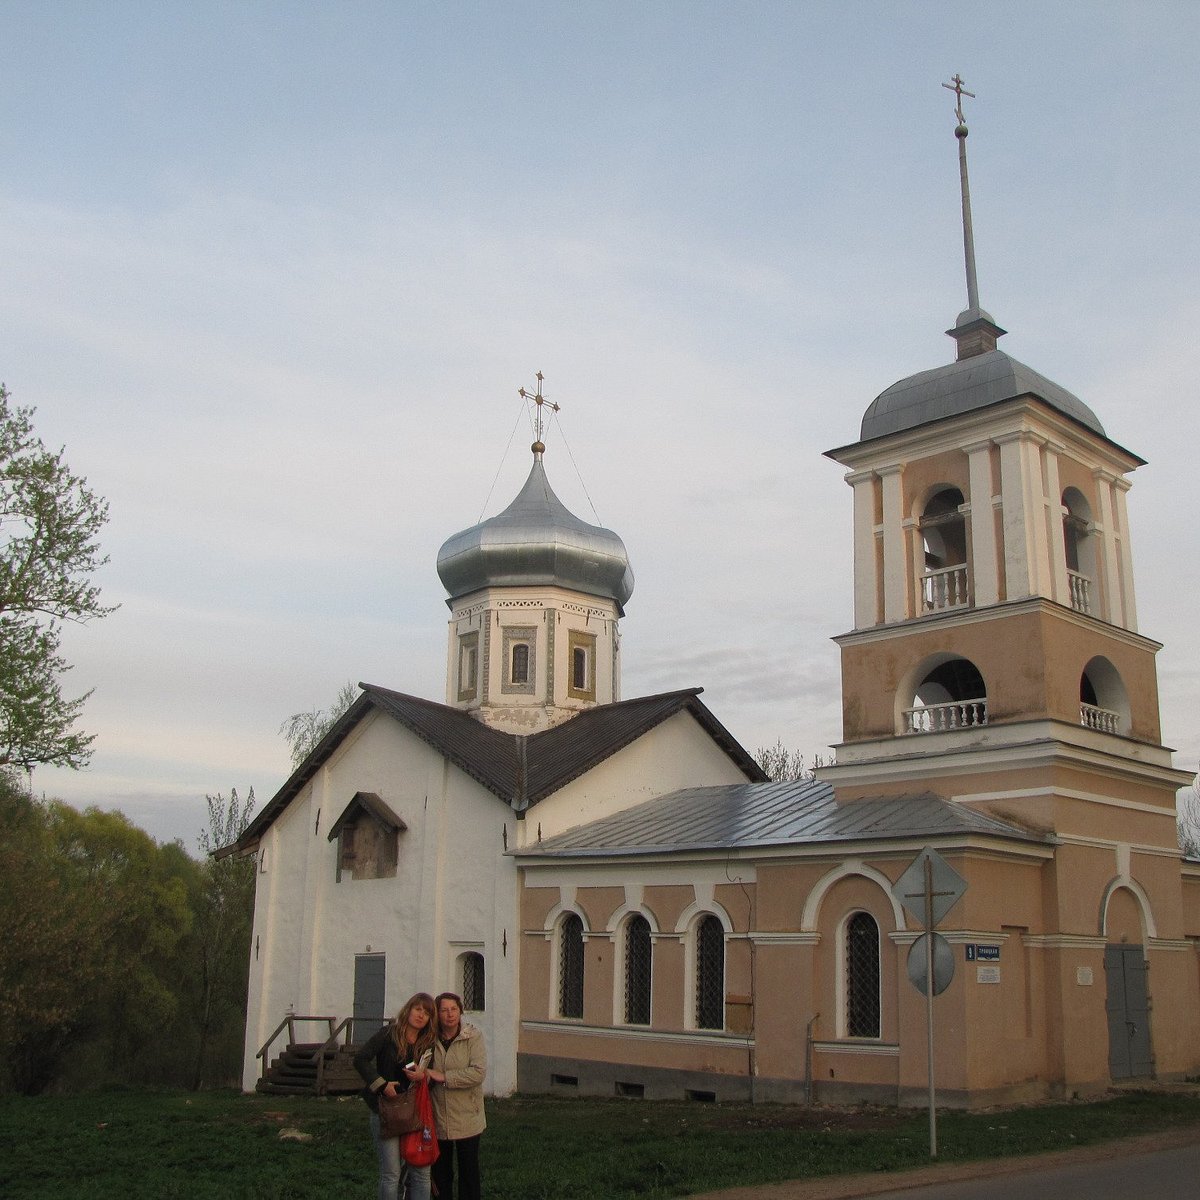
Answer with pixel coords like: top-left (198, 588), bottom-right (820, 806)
top-left (430, 1134), bottom-right (481, 1200)
top-left (370, 1111), bottom-right (431, 1200)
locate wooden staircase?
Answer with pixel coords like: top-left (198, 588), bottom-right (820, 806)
top-left (255, 1015), bottom-right (364, 1096)
top-left (257, 1041), bottom-right (363, 1096)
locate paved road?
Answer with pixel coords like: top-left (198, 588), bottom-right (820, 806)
top-left (866, 1139), bottom-right (1200, 1199)
top-left (687, 1126), bottom-right (1200, 1200)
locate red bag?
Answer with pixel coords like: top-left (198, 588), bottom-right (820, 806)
top-left (400, 1078), bottom-right (439, 1167)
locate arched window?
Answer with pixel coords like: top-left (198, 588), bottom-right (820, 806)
top-left (461, 952), bottom-right (485, 1012)
top-left (511, 642), bottom-right (530, 684)
top-left (624, 914), bottom-right (652, 1025)
top-left (557, 913), bottom-right (584, 1019)
top-left (1062, 488), bottom-right (1095, 614)
top-left (904, 655), bottom-right (988, 733)
top-left (920, 488), bottom-right (968, 611)
top-left (846, 912), bottom-right (881, 1038)
top-left (695, 915), bottom-right (725, 1030)
top-left (1080, 656), bottom-right (1129, 735)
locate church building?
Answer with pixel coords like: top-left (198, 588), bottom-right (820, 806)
top-left (231, 85), bottom-right (1199, 1107)
top-left (232, 389), bottom-right (765, 1096)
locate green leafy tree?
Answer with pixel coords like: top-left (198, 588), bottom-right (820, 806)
top-left (1, 384), bottom-right (114, 769)
top-left (753, 739), bottom-right (826, 782)
top-left (0, 780), bottom-right (193, 1094)
top-left (280, 680), bottom-right (359, 768)
top-left (0, 773), bottom-right (110, 1093)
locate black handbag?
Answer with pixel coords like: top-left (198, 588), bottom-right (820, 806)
top-left (378, 1087), bottom-right (422, 1138)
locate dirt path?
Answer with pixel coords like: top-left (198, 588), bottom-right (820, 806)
top-left (685, 1124), bottom-right (1200, 1200)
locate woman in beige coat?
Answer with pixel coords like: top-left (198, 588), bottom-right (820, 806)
top-left (427, 992), bottom-right (486, 1200)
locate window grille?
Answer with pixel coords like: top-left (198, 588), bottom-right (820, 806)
top-left (511, 642), bottom-right (529, 684)
top-left (558, 914), bottom-right (584, 1019)
top-left (462, 952), bottom-right (485, 1012)
top-left (695, 915), bottom-right (724, 1030)
top-left (846, 912), bottom-right (881, 1037)
top-left (624, 915), bottom-right (652, 1025)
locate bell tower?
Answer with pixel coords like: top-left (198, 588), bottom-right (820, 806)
top-left (820, 79), bottom-right (1188, 836)
top-left (436, 376), bottom-right (634, 734)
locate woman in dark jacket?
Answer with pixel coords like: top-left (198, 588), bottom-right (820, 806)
top-left (354, 992), bottom-right (438, 1200)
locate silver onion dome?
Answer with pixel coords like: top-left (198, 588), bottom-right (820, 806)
top-left (437, 449), bottom-right (634, 613)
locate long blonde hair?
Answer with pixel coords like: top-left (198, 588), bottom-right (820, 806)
top-left (391, 992), bottom-right (438, 1061)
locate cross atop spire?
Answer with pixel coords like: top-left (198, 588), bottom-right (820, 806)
top-left (940, 73), bottom-right (1005, 360)
top-left (519, 371), bottom-right (560, 454)
top-left (942, 72), bottom-right (975, 127)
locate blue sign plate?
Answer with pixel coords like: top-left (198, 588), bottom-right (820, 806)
top-left (965, 944), bottom-right (1000, 961)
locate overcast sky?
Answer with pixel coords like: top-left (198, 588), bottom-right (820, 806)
top-left (5, 2), bottom-right (1198, 850)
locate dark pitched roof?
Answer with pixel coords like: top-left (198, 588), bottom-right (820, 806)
top-left (521, 688), bottom-right (767, 808)
top-left (514, 777), bottom-right (1050, 859)
top-left (226, 684), bottom-right (765, 855)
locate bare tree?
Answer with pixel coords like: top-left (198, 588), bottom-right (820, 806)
top-left (753, 739), bottom-right (827, 782)
top-left (193, 787), bottom-right (256, 1088)
top-left (279, 680), bottom-right (359, 769)
top-left (1178, 773), bottom-right (1200, 859)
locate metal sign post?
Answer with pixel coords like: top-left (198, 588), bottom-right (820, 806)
top-left (892, 847), bottom-right (967, 1159)
top-left (923, 856), bottom-right (936, 1157)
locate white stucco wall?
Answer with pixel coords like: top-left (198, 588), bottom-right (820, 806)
top-left (523, 709), bottom-right (749, 844)
top-left (242, 709), bottom-right (520, 1095)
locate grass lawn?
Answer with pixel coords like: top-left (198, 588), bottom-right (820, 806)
top-left (1, 1088), bottom-right (1199, 1199)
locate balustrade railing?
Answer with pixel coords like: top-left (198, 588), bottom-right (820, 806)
top-left (1067, 570), bottom-right (1092, 614)
top-left (922, 564), bottom-right (969, 612)
top-left (1080, 702), bottom-right (1119, 733)
top-left (904, 698), bottom-right (988, 734)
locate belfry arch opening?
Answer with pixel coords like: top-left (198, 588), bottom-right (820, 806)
top-left (920, 487), bottom-right (968, 611)
top-left (1062, 487), bottom-right (1096, 614)
top-left (901, 653), bottom-right (988, 734)
top-left (1080, 655), bottom-right (1129, 735)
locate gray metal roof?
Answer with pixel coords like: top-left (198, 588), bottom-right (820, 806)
top-left (858, 349), bottom-right (1105, 442)
top-left (436, 451), bottom-right (634, 611)
top-left (515, 777), bottom-right (1048, 858)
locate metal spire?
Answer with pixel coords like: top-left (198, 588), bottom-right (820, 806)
top-left (941, 74), bottom-right (1005, 360)
top-left (518, 371), bottom-right (560, 454)
top-left (943, 74), bottom-right (980, 313)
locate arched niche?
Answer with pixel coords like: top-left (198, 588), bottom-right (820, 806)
top-left (1080, 655), bottom-right (1130, 735)
top-left (896, 651), bottom-right (988, 735)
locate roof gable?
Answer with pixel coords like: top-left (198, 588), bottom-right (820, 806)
top-left (228, 684), bottom-right (764, 854)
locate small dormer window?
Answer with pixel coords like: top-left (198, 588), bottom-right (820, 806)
top-left (328, 792), bottom-right (406, 882)
top-left (567, 630), bottom-right (597, 701)
top-left (501, 625), bottom-right (536, 695)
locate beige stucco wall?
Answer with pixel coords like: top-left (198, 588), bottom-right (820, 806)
top-left (840, 604), bottom-right (1163, 744)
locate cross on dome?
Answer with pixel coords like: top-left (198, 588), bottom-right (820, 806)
top-left (518, 371), bottom-right (561, 453)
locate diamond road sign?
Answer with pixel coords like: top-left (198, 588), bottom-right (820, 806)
top-left (892, 847), bottom-right (967, 927)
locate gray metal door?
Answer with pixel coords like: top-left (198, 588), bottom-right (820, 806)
top-left (353, 954), bottom-right (386, 1043)
top-left (1105, 945), bottom-right (1153, 1079)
